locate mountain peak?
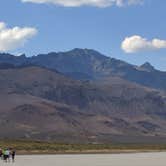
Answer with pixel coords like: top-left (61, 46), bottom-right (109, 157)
top-left (66, 48), bottom-right (107, 59)
top-left (69, 48), bottom-right (99, 53)
top-left (140, 62), bottom-right (155, 72)
top-left (19, 54), bottom-right (26, 58)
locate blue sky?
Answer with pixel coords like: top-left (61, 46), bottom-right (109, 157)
top-left (0, 0), bottom-right (166, 70)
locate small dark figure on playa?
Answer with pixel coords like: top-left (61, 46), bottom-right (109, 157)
top-left (11, 150), bottom-right (16, 162)
top-left (0, 148), bottom-right (2, 159)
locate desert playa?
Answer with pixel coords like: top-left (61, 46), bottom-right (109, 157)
top-left (2, 152), bottom-right (166, 166)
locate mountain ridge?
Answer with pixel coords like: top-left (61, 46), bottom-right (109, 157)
top-left (0, 48), bottom-right (165, 91)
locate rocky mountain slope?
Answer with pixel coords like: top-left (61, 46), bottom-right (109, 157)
top-left (0, 48), bottom-right (166, 91)
top-left (0, 65), bottom-right (166, 143)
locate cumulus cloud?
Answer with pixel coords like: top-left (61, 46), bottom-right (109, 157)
top-left (0, 22), bottom-right (6, 31)
top-left (0, 22), bottom-right (37, 52)
top-left (21, 0), bottom-right (143, 7)
top-left (121, 35), bottom-right (166, 53)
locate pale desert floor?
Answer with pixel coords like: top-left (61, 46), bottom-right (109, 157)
top-left (1, 152), bottom-right (166, 166)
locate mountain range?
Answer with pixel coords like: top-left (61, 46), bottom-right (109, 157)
top-left (0, 48), bottom-right (166, 143)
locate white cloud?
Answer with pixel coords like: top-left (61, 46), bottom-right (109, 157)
top-left (0, 22), bottom-right (37, 52)
top-left (0, 22), bottom-right (6, 31)
top-left (21, 0), bottom-right (143, 7)
top-left (121, 35), bottom-right (166, 53)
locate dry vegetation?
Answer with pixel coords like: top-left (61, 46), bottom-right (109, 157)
top-left (1, 140), bottom-right (166, 154)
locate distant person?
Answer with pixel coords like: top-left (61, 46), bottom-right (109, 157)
top-left (3, 149), bottom-right (8, 162)
top-left (11, 150), bottom-right (16, 162)
top-left (0, 148), bottom-right (2, 159)
top-left (2, 149), bottom-right (5, 161)
top-left (5, 149), bottom-right (10, 162)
